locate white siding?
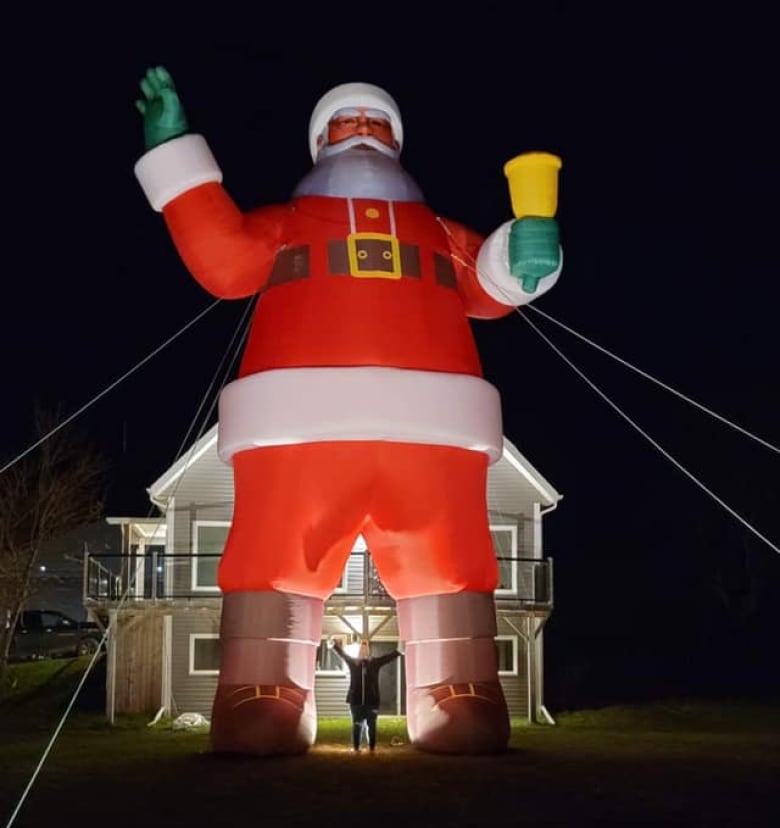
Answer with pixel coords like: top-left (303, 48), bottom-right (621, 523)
top-left (170, 608), bottom-right (221, 716)
top-left (133, 433), bottom-right (558, 723)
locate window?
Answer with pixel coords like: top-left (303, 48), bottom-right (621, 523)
top-left (191, 521), bottom-right (230, 591)
top-left (50, 612), bottom-right (74, 629)
top-left (333, 566), bottom-right (349, 593)
top-left (190, 634), bottom-right (220, 675)
top-left (490, 525), bottom-right (518, 594)
top-left (496, 636), bottom-right (518, 675)
top-left (315, 640), bottom-right (348, 675)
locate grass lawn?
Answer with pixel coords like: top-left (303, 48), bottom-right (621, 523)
top-left (1, 658), bottom-right (779, 827)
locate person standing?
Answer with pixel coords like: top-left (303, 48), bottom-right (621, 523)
top-left (330, 637), bottom-right (401, 752)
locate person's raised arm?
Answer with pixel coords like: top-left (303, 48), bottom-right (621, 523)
top-left (375, 648), bottom-right (402, 667)
top-left (329, 636), bottom-right (354, 666)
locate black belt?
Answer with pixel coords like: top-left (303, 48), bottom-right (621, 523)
top-left (268, 236), bottom-right (456, 289)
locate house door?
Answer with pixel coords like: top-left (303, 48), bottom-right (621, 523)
top-left (373, 640), bottom-right (403, 715)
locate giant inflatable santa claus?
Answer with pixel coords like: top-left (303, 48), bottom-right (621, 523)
top-left (134, 66), bottom-right (562, 756)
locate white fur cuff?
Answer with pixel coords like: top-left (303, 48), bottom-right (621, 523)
top-left (134, 134), bottom-right (223, 211)
top-left (476, 220), bottom-right (563, 307)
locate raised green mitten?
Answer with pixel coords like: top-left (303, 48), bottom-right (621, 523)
top-left (135, 66), bottom-right (189, 151)
top-left (508, 217), bottom-right (561, 293)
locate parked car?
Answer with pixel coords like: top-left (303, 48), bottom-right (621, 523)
top-left (8, 609), bottom-right (103, 661)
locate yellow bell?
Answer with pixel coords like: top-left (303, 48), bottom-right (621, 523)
top-left (503, 151), bottom-right (562, 219)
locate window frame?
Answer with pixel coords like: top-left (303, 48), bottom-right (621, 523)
top-left (332, 559), bottom-right (350, 594)
top-left (314, 638), bottom-right (349, 676)
top-left (496, 635), bottom-right (519, 676)
top-left (491, 523), bottom-right (519, 595)
top-left (189, 633), bottom-right (220, 675)
top-left (190, 520), bottom-right (230, 593)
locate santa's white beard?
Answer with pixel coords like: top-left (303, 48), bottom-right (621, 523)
top-left (292, 145), bottom-right (425, 202)
top-left (317, 134), bottom-right (400, 161)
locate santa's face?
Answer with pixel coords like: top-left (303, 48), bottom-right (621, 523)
top-left (316, 107), bottom-right (399, 159)
top-left (327, 107), bottom-right (396, 148)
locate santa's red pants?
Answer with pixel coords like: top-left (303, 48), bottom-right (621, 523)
top-left (218, 440), bottom-right (498, 600)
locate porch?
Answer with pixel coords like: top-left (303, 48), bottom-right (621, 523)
top-left (84, 549), bottom-right (554, 722)
top-left (83, 549), bottom-right (553, 614)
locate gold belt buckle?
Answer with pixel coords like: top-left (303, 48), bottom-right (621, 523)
top-left (346, 233), bottom-right (402, 279)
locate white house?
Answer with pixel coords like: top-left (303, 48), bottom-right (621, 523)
top-left (88, 425), bottom-right (562, 725)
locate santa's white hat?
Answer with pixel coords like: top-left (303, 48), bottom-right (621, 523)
top-left (308, 82), bottom-right (403, 161)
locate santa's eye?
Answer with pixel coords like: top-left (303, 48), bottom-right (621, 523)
top-left (333, 117), bottom-right (358, 128)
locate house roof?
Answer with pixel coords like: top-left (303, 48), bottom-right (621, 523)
top-left (491, 435), bottom-right (562, 514)
top-left (105, 517), bottom-right (168, 543)
top-left (147, 424), bottom-right (562, 517)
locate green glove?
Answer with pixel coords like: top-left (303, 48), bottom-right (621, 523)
top-left (135, 66), bottom-right (189, 151)
top-left (508, 217), bottom-right (561, 294)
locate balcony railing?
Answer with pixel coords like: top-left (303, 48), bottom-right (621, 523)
top-left (84, 552), bottom-right (553, 610)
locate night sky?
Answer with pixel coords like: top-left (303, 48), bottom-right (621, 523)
top-left (3, 5), bottom-right (778, 706)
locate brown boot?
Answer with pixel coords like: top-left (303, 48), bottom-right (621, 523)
top-left (210, 682), bottom-right (316, 756)
top-left (398, 592), bottom-right (510, 754)
top-left (210, 591), bottom-right (323, 756)
top-left (405, 680), bottom-right (510, 754)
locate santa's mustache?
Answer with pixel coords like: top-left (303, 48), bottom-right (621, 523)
top-left (317, 134), bottom-right (399, 160)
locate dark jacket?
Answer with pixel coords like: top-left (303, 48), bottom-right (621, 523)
top-left (333, 642), bottom-right (401, 706)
